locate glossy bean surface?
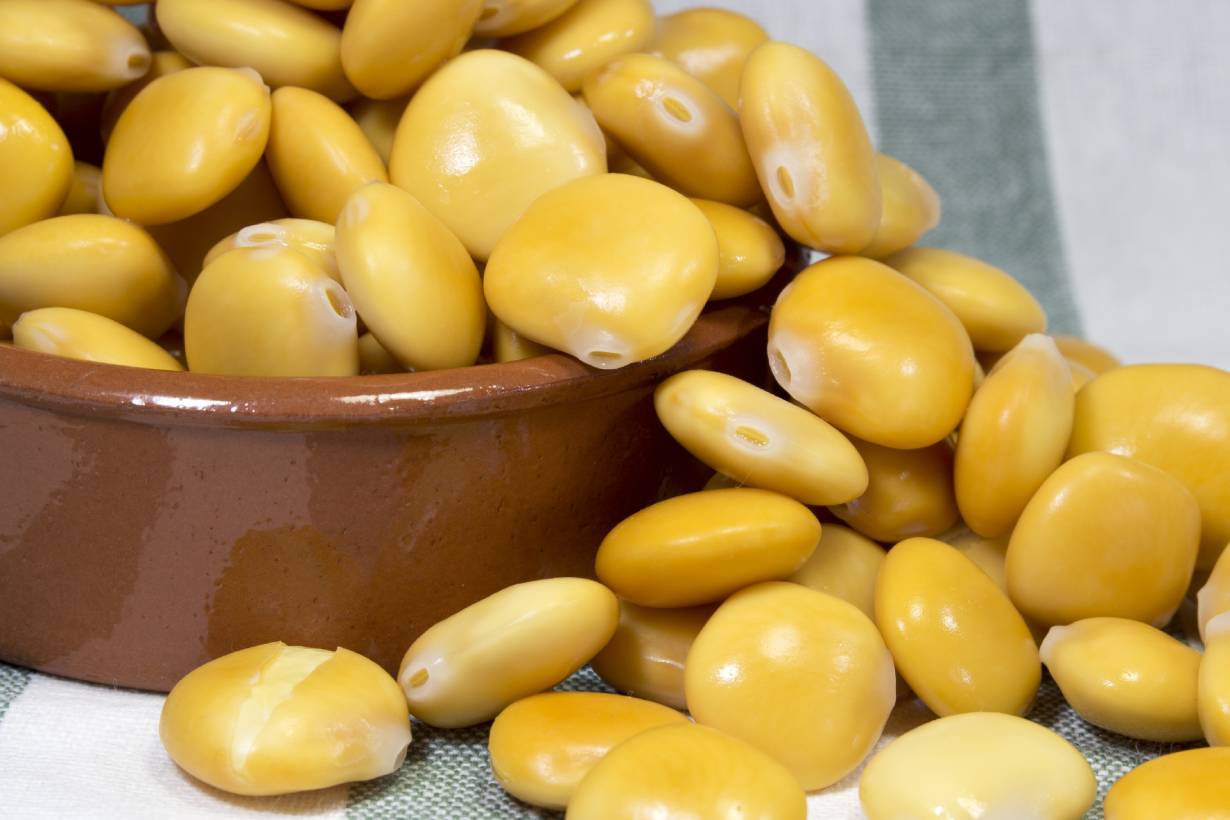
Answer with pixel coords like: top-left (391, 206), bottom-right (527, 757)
top-left (0, 78), bottom-right (73, 236)
top-left (651, 7), bottom-right (767, 108)
top-left (1104, 748), bottom-right (1230, 820)
top-left (205, 218), bottom-right (337, 283)
top-left (786, 523), bottom-right (883, 619)
top-left (13, 307), bottom-right (183, 371)
top-left (0, 0), bottom-right (150, 92)
top-left (341, 0), bottom-right (481, 99)
top-left (689, 199), bottom-right (784, 299)
top-left (589, 601), bottom-right (713, 710)
top-left (830, 437), bottom-right (958, 542)
top-left (1200, 611), bottom-right (1230, 746)
top-left (858, 153), bottom-right (942, 259)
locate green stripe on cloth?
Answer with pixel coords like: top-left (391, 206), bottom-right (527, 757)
top-left (867, 0), bottom-right (1083, 334)
top-left (0, 662), bottom-right (32, 727)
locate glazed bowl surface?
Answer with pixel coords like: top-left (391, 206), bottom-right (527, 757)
top-left (0, 273), bottom-right (786, 691)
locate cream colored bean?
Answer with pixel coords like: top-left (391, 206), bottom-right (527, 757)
top-left (205, 219), bottom-right (338, 284)
top-left (397, 578), bottom-right (618, 728)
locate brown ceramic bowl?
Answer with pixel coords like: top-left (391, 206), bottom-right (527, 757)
top-left (0, 261), bottom-right (798, 692)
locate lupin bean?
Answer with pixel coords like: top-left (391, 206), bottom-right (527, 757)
top-left (0, 78), bottom-right (73, 237)
top-left (650, 7), bottom-right (768, 108)
top-left (13, 307), bottom-right (183, 371)
top-left (0, 0), bottom-right (150, 92)
top-left (474, 0), bottom-right (582, 38)
top-left (1197, 544), bottom-right (1230, 641)
top-left (492, 318), bottom-right (552, 363)
top-left (1200, 611), bottom-right (1230, 746)
top-left (830, 437), bottom-right (958, 542)
top-left (56, 162), bottom-right (101, 216)
top-left (348, 96), bottom-right (408, 165)
top-left (786, 523), bottom-right (884, 619)
top-left (858, 153), bottom-right (942, 259)
top-left (205, 218), bottom-right (338, 284)
top-left (1104, 748), bottom-right (1230, 820)
top-left (688, 199), bottom-right (784, 299)
top-left (357, 332), bottom-right (403, 374)
top-left (589, 601), bottom-right (713, 710)
top-left (99, 50), bottom-right (193, 142)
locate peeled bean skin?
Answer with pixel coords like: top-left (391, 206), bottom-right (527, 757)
top-left (884, 247), bottom-right (1047, 353)
top-left (484, 174), bottom-right (717, 370)
top-left (830, 437), bottom-right (958, 542)
top-left (13, 307), bottom-right (183, 371)
top-left (876, 537), bottom-right (1040, 717)
top-left (1198, 544), bottom-right (1230, 641)
top-left (1041, 618), bottom-right (1203, 742)
top-left (654, 370), bottom-right (867, 506)
top-left (566, 723), bottom-right (806, 820)
top-left (786, 523), bottom-right (884, 619)
top-left (390, 49), bottom-right (606, 261)
top-left (184, 246), bottom-right (358, 377)
top-left (1104, 748), bottom-right (1230, 820)
top-left (1199, 612), bottom-right (1230, 747)
top-left (103, 66), bottom-right (272, 226)
top-left (595, 488), bottom-right (820, 607)
top-left (1006, 451), bottom-right (1201, 628)
top-left (267, 87), bottom-right (387, 223)
top-left (582, 54), bottom-right (761, 206)
top-left (357, 332), bottom-right (403, 374)
top-left (147, 162), bottom-right (290, 285)
top-left (859, 153), bottom-right (942, 259)
top-left (160, 642), bottom-right (410, 796)
top-left (56, 162), bottom-right (101, 216)
top-left (688, 199), bottom-right (784, 299)
top-left (767, 256), bottom-right (975, 449)
top-left (99, 50), bottom-right (193, 142)
top-left (474, 0), bottom-right (581, 38)
top-left (739, 42), bottom-right (880, 254)
top-left (397, 578), bottom-right (618, 728)
top-left (0, 79), bottom-right (73, 236)
top-left (492, 318), bottom-right (552, 363)
top-left (335, 183), bottom-right (485, 371)
top-left (156, 0), bottom-right (355, 102)
top-left (0, 214), bottom-right (183, 338)
top-left (650, 7), bottom-right (767, 108)
top-left (349, 96), bottom-right (409, 165)
top-left (505, 0), bottom-right (655, 93)
top-left (488, 692), bottom-right (686, 809)
top-left (341, 0), bottom-right (481, 100)
top-left (0, 0), bottom-right (149, 92)
top-left (1068, 364), bottom-right (1230, 570)
top-left (589, 601), bottom-right (713, 710)
top-left (859, 713), bottom-right (1095, 820)
top-left (954, 334), bottom-right (1074, 538)
top-left (205, 218), bottom-right (337, 284)
top-left (685, 582), bottom-right (896, 790)
top-left (1054, 334), bottom-right (1120, 374)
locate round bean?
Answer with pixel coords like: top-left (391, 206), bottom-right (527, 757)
top-left (650, 7), bottom-right (767, 108)
top-left (830, 437), bottom-right (958, 542)
top-left (786, 523), bottom-right (884, 619)
top-left (859, 153), bottom-right (942, 259)
top-left (13, 307), bottom-right (184, 371)
top-left (0, 78), bottom-right (73, 236)
top-left (688, 199), bottom-right (784, 299)
top-left (589, 601), bottom-right (713, 710)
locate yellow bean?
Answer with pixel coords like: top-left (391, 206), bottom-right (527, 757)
top-left (859, 153), bottom-right (942, 259)
top-left (582, 54), bottom-right (760, 206)
top-left (954, 334), bottom-right (1074, 537)
top-left (830, 437), bottom-right (958, 542)
top-left (941, 528), bottom-right (1010, 592)
top-left (397, 578), bottom-right (618, 728)
top-left (1104, 748), bottom-right (1230, 820)
top-left (348, 96), bottom-right (409, 165)
top-left (1041, 617), bottom-right (1203, 742)
top-left (475, 0), bottom-right (580, 37)
top-left (1054, 334), bottom-right (1120, 374)
top-left (341, 0), bottom-right (481, 100)
top-left (13, 307), bottom-right (183, 371)
top-left (1067, 357), bottom-right (1097, 389)
top-left (654, 369), bottom-right (867, 505)
top-left (650, 7), bottom-right (768, 108)
top-left (1007, 451), bottom-right (1200, 627)
top-left (99, 50), bottom-right (193, 142)
top-left (147, 162), bottom-right (290, 285)
top-left (267, 87), bottom-right (387, 223)
top-left (1198, 544), bottom-right (1230, 641)
top-left (884, 247), bottom-right (1047, 352)
top-left (103, 66), bottom-right (272, 226)
top-left (0, 79), bottom-right (73, 236)
top-left (492, 318), bottom-right (552, 363)
top-left (768, 256), bottom-right (975, 448)
top-left (390, 49), bottom-right (606, 261)
top-left (184, 246), bottom-right (358, 376)
top-left (589, 601), bottom-right (713, 710)
top-left (739, 42), bottom-right (880, 254)
top-left (160, 642), bottom-right (410, 796)
top-left (687, 200), bottom-right (784, 299)
top-left (786, 523), bottom-right (883, 619)
top-left (595, 488), bottom-right (820, 607)
top-left (56, 162), bottom-right (101, 216)
top-left (685, 581), bottom-right (896, 790)
top-left (876, 537), bottom-right (1040, 716)
top-left (505, 0), bottom-right (655, 93)
top-left (0, 0), bottom-right (150, 92)
top-left (1069, 363), bottom-right (1230, 570)
top-left (335, 183), bottom-right (485, 371)
top-left (488, 692), bottom-right (686, 809)
top-left (1200, 612), bottom-right (1230, 746)
top-left (485, 174), bottom-right (717, 369)
top-left (566, 723), bottom-right (806, 820)
top-left (156, 0), bottom-right (354, 101)
top-left (859, 713), bottom-right (1095, 820)
top-left (0, 214), bottom-right (183, 337)
top-left (205, 218), bottom-right (337, 284)
top-left (357, 331), bottom-right (403, 374)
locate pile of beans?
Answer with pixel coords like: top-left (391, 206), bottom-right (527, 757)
top-left (2, 0), bottom-right (1227, 816)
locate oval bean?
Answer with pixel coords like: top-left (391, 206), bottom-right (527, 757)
top-left (0, 79), bottom-right (73, 236)
top-left (650, 7), bottom-right (767, 108)
top-left (830, 437), bottom-right (958, 542)
top-left (13, 307), bottom-right (183, 371)
top-left (0, 0), bottom-right (150, 92)
top-left (589, 601), bottom-right (713, 710)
